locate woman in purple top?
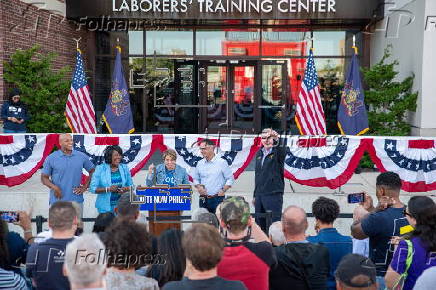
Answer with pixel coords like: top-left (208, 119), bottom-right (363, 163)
top-left (385, 196), bottom-right (436, 290)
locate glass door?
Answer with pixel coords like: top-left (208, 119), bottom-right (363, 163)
top-left (174, 60), bottom-right (199, 133)
top-left (230, 63), bottom-right (256, 133)
top-left (199, 61), bottom-right (257, 134)
top-left (259, 60), bottom-right (289, 132)
top-left (198, 62), bottom-right (228, 133)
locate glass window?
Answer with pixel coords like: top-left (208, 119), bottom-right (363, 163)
top-left (96, 32), bottom-right (128, 55)
top-left (142, 57), bottom-right (199, 133)
top-left (196, 30), bottom-right (260, 56)
top-left (312, 31), bottom-right (346, 56)
top-left (146, 30), bottom-right (193, 55)
top-left (261, 30), bottom-right (307, 57)
top-left (314, 58), bottom-right (345, 134)
top-left (128, 31), bottom-right (143, 55)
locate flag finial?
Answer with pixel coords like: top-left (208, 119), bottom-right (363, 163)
top-left (73, 37), bottom-right (82, 53)
top-left (352, 35), bottom-right (358, 55)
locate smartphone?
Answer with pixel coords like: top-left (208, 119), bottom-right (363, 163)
top-left (0, 211), bottom-right (19, 223)
top-left (347, 193), bottom-right (365, 204)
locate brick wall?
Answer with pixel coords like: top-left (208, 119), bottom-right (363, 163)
top-left (0, 0), bottom-right (90, 104)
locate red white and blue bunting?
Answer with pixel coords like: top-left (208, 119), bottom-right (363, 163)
top-left (284, 136), bottom-right (367, 189)
top-left (0, 134), bottom-right (58, 187)
top-left (158, 134), bottom-right (260, 179)
top-left (368, 138), bottom-right (436, 192)
top-left (71, 134), bottom-right (158, 176)
top-left (1, 134), bottom-right (436, 193)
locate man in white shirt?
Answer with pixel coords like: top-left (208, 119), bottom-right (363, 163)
top-left (192, 139), bottom-right (234, 213)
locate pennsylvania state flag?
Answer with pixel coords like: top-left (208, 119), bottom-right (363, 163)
top-left (337, 52), bottom-right (369, 135)
top-left (102, 46), bottom-right (134, 134)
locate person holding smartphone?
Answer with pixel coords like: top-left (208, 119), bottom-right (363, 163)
top-left (90, 145), bottom-right (133, 213)
top-left (1, 211), bottom-right (33, 275)
top-left (351, 172), bottom-right (408, 290)
top-left (253, 128), bottom-right (286, 232)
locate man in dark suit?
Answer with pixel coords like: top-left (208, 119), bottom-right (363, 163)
top-left (254, 128), bottom-right (286, 232)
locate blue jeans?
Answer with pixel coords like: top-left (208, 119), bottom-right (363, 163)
top-left (3, 129), bottom-right (26, 133)
top-left (199, 195), bottom-right (225, 213)
top-left (376, 276), bottom-right (386, 290)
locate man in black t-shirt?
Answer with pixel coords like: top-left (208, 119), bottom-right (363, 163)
top-left (163, 224), bottom-right (246, 290)
top-left (351, 172), bottom-right (408, 290)
top-left (26, 202), bottom-right (78, 290)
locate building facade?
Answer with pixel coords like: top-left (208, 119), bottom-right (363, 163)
top-left (1, 0), bottom-right (434, 135)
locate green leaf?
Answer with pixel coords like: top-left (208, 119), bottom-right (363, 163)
top-left (4, 45), bottom-right (71, 132)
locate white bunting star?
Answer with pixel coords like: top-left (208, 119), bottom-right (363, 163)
top-left (132, 138), bottom-right (140, 145)
top-left (386, 142), bottom-right (394, 150)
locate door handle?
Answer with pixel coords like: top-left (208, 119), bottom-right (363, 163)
top-left (258, 105), bottom-right (286, 109)
top-left (218, 122), bottom-right (228, 127)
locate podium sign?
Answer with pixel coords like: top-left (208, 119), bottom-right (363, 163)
top-left (135, 185), bottom-right (192, 211)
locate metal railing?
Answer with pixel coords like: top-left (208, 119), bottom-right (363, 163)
top-left (30, 211), bottom-right (353, 234)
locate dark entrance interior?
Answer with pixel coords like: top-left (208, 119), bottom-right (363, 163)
top-left (171, 59), bottom-right (292, 134)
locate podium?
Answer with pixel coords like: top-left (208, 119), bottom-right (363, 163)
top-left (148, 210), bottom-right (181, 235)
top-left (135, 185), bottom-right (192, 236)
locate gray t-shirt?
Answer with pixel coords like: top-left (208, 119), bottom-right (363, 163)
top-left (105, 269), bottom-right (159, 290)
top-left (163, 276), bottom-right (246, 290)
top-left (413, 266), bottom-right (436, 290)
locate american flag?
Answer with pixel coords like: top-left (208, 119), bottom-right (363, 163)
top-left (65, 50), bottom-right (96, 133)
top-left (295, 50), bottom-right (326, 135)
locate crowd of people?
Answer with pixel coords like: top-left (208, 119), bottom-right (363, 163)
top-left (1, 129), bottom-right (436, 290)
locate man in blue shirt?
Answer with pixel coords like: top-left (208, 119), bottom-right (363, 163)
top-left (351, 172), bottom-right (408, 290)
top-left (41, 134), bottom-right (95, 217)
top-left (192, 139), bottom-right (234, 213)
top-left (308, 197), bottom-right (352, 290)
top-left (26, 201), bottom-right (78, 290)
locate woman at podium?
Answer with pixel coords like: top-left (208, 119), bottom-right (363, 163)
top-left (146, 149), bottom-right (189, 187)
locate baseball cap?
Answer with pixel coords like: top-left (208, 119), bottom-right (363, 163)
top-left (220, 196), bottom-right (251, 226)
top-left (335, 254), bottom-right (377, 288)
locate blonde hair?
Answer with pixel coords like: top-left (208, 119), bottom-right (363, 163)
top-left (162, 149), bottom-right (177, 161)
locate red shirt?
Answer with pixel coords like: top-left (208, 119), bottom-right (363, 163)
top-left (217, 242), bottom-right (275, 290)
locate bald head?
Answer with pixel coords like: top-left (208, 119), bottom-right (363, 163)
top-left (282, 206), bottom-right (308, 238)
top-left (59, 134), bottom-right (73, 153)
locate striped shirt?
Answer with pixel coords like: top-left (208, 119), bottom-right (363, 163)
top-left (0, 268), bottom-right (27, 289)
